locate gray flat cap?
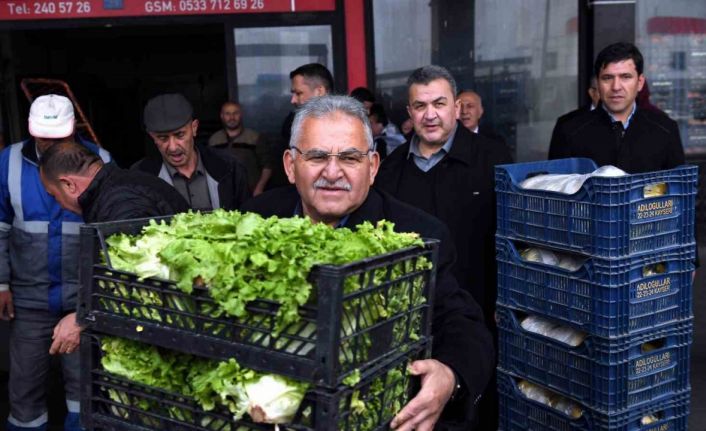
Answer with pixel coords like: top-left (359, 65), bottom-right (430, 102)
top-left (143, 93), bottom-right (193, 133)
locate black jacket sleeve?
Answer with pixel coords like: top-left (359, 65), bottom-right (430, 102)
top-left (230, 159), bottom-right (252, 209)
top-left (665, 118), bottom-right (686, 169)
top-left (548, 118), bottom-right (570, 160)
top-left (213, 158), bottom-right (251, 211)
top-left (85, 187), bottom-right (189, 223)
top-left (94, 199), bottom-right (168, 222)
top-left (429, 224), bottom-right (495, 425)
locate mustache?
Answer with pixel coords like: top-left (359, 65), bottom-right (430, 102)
top-left (314, 178), bottom-right (352, 191)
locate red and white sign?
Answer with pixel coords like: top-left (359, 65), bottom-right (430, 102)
top-left (0, 0), bottom-right (335, 20)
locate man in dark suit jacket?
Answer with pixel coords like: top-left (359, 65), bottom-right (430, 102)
top-left (243, 94), bottom-right (493, 431)
top-left (378, 68), bottom-right (511, 338)
top-left (377, 68), bottom-right (511, 431)
top-left (548, 43), bottom-right (684, 173)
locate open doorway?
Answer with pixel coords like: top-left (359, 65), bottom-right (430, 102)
top-left (7, 23), bottom-right (227, 167)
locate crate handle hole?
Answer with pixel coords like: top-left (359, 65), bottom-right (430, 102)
top-left (642, 262), bottom-right (667, 277)
top-left (643, 182), bottom-right (668, 198)
top-left (639, 410), bottom-right (664, 426)
top-left (641, 337), bottom-right (666, 353)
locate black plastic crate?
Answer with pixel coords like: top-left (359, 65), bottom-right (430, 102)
top-left (498, 369), bottom-right (690, 431)
top-left (497, 307), bottom-right (692, 412)
top-left (80, 332), bottom-right (428, 431)
top-left (78, 217), bottom-right (438, 388)
top-left (496, 236), bottom-right (694, 337)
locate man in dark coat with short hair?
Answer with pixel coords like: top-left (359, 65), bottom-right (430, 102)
top-left (376, 65), bottom-right (511, 431)
top-left (377, 66), bottom-right (511, 337)
top-left (40, 141), bottom-right (189, 223)
top-left (548, 42), bottom-right (684, 173)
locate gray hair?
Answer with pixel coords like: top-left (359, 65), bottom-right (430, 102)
top-left (289, 95), bottom-right (375, 155)
top-left (407, 65), bottom-right (457, 96)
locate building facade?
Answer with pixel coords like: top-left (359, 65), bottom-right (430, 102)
top-left (0, 0), bottom-right (703, 163)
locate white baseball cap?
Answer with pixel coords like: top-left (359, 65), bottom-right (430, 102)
top-left (28, 94), bottom-right (75, 139)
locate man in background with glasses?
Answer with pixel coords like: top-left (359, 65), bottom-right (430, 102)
top-left (243, 95), bottom-right (493, 431)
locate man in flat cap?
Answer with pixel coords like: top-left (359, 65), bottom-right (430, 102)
top-left (132, 93), bottom-right (250, 211)
top-left (0, 94), bottom-right (111, 431)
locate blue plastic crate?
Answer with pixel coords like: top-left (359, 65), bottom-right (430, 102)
top-left (496, 158), bottom-right (697, 257)
top-left (497, 307), bottom-right (692, 412)
top-left (498, 370), bottom-right (690, 431)
top-left (496, 236), bottom-right (694, 337)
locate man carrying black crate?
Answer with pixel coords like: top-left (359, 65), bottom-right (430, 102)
top-left (38, 141), bottom-right (189, 223)
top-left (243, 95), bottom-right (494, 431)
top-left (0, 95), bottom-right (111, 431)
top-left (548, 42), bottom-right (685, 173)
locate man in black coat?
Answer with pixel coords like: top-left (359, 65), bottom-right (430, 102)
top-left (377, 67), bottom-right (511, 337)
top-left (376, 66), bottom-right (510, 431)
top-left (39, 141), bottom-right (189, 223)
top-left (243, 95), bottom-right (493, 431)
top-left (133, 93), bottom-right (250, 210)
top-left (548, 42), bottom-right (685, 173)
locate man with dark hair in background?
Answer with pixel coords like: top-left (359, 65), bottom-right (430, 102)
top-left (133, 93), bottom-right (250, 210)
top-left (282, 63), bottom-right (334, 142)
top-left (40, 141), bottom-right (189, 223)
top-left (548, 42), bottom-right (684, 172)
top-left (350, 86), bottom-right (375, 114)
top-left (368, 103), bottom-right (406, 159)
top-left (270, 63), bottom-right (335, 189)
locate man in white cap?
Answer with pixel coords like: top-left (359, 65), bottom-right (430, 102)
top-left (0, 94), bottom-right (110, 431)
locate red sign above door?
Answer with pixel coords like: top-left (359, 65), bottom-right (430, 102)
top-left (0, 0), bottom-right (335, 20)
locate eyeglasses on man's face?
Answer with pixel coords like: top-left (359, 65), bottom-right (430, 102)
top-left (290, 146), bottom-right (371, 166)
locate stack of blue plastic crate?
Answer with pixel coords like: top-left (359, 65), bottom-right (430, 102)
top-left (494, 158), bottom-right (697, 430)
